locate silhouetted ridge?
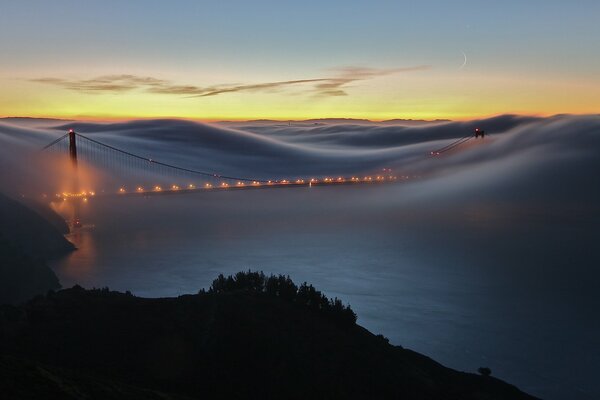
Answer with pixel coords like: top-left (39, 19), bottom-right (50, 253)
top-left (207, 270), bottom-right (357, 327)
top-left (0, 272), bottom-right (537, 399)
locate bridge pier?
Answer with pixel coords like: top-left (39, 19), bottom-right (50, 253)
top-left (68, 129), bottom-right (81, 228)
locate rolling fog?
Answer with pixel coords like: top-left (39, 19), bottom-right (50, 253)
top-left (1, 114), bottom-right (599, 399)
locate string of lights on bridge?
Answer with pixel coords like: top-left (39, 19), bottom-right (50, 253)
top-left (55, 175), bottom-right (406, 202)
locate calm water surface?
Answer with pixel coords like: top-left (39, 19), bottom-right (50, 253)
top-left (51, 185), bottom-right (600, 400)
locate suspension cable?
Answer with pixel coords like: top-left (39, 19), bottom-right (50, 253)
top-left (75, 133), bottom-right (269, 183)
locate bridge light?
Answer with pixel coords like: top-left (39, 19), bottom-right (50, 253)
top-left (172, 185), bottom-right (180, 190)
top-left (205, 183), bottom-right (212, 188)
top-left (83, 197), bottom-right (88, 202)
top-left (154, 186), bottom-right (162, 191)
top-left (118, 187), bottom-right (126, 193)
top-left (137, 187), bottom-right (144, 192)
top-left (188, 184), bottom-right (195, 189)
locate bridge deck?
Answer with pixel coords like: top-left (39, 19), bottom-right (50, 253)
top-left (122, 177), bottom-right (402, 197)
top-left (55, 176), bottom-right (408, 201)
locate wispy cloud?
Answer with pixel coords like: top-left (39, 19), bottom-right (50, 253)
top-left (30, 75), bottom-right (168, 93)
top-left (30, 65), bottom-right (430, 98)
top-left (313, 66), bottom-right (431, 97)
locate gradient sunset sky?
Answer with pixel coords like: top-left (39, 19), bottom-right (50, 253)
top-left (1, 0), bottom-right (599, 121)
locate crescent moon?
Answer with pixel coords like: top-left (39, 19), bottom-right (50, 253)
top-left (459, 51), bottom-right (468, 70)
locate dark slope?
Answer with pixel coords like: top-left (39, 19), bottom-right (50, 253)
top-left (0, 282), bottom-right (537, 400)
top-left (20, 199), bottom-right (70, 235)
top-left (0, 239), bottom-right (60, 305)
top-left (0, 193), bottom-right (70, 304)
top-left (0, 193), bottom-right (74, 259)
top-left (0, 355), bottom-right (191, 400)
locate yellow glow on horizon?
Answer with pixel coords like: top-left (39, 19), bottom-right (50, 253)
top-left (1, 71), bottom-right (599, 122)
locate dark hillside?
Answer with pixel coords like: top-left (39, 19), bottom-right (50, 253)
top-left (0, 272), bottom-right (538, 399)
top-left (0, 193), bottom-right (73, 259)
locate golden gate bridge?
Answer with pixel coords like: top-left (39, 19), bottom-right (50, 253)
top-left (41, 127), bottom-right (484, 203)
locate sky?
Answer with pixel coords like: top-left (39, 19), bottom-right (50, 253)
top-left (1, 0), bottom-right (599, 121)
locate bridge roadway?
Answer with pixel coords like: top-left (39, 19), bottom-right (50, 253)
top-left (125, 176), bottom-right (403, 197)
top-left (57, 175), bottom-right (407, 202)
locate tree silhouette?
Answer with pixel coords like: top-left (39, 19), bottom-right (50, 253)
top-left (208, 270), bottom-right (357, 327)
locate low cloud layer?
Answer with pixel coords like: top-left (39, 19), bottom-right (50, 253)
top-left (1, 114), bottom-right (599, 217)
top-left (30, 65), bottom-right (430, 98)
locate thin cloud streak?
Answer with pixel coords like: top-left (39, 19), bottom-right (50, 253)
top-left (312, 66), bottom-right (431, 97)
top-left (30, 65), bottom-right (430, 98)
top-left (187, 79), bottom-right (330, 97)
top-left (30, 75), bottom-right (168, 92)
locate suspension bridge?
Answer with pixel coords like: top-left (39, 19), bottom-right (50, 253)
top-left (41, 127), bottom-right (484, 203)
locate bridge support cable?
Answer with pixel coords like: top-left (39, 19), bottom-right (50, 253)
top-left (41, 131), bottom-right (273, 189)
top-left (430, 134), bottom-right (474, 156)
top-left (41, 133), bottom-right (70, 150)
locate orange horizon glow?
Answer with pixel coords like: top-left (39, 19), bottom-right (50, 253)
top-left (1, 2), bottom-right (599, 126)
top-left (1, 111), bottom-right (595, 124)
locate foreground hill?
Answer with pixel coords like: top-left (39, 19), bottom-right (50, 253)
top-left (0, 355), bottom-right (191, 400)
top-left (0, 272), bottom-right (537, 399)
